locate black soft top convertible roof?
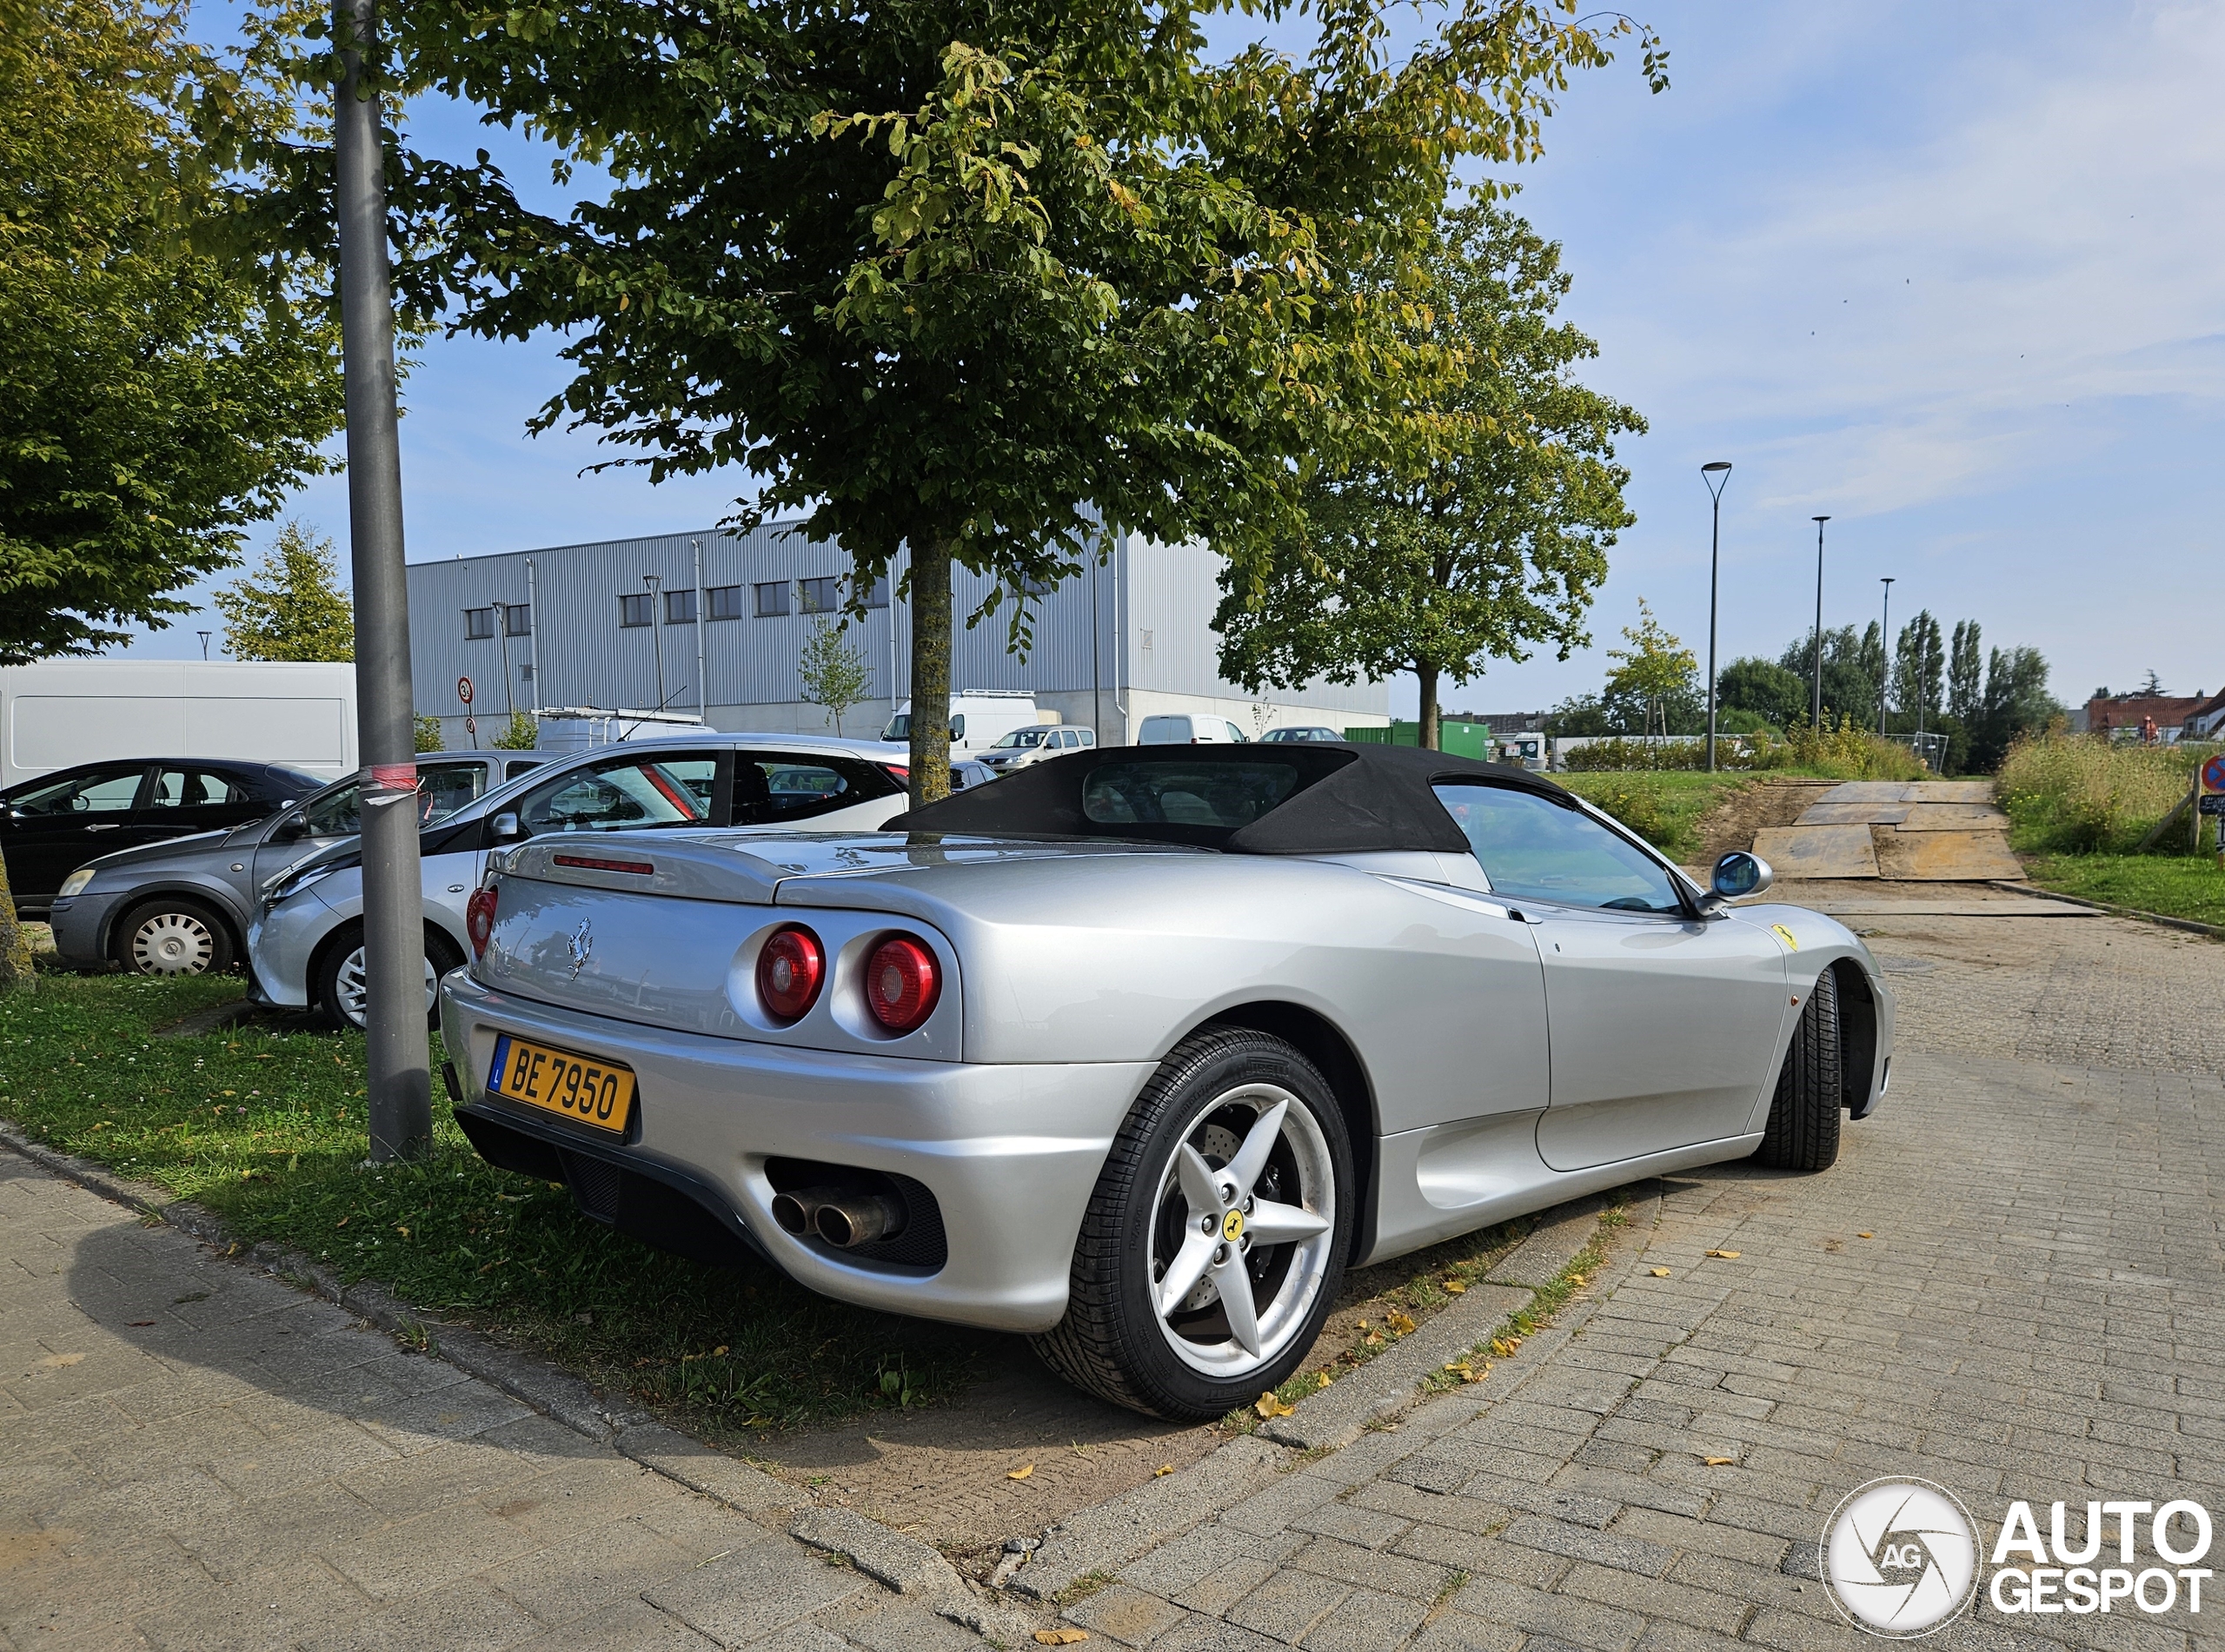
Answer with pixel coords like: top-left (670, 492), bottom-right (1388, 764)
top-left (889, 742), bottom-right (1577, 853)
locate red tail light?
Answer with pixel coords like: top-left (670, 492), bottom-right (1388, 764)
top-left (465, 885), bottom-right (498, 959)
top-left (756, 926), bottom-right (825, 1021)
top-left (865, 934), bottom-right (940, 1032)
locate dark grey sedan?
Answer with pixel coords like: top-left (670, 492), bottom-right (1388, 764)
top-left (47, 752), bottom-right (542, 976)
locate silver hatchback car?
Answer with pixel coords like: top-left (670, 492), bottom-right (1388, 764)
top-left (249, 734), bottom-right (912, 1028)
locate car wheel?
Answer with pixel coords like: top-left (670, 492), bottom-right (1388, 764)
top-left (116, 898), bottom-right (235, 977)
top-left (1032, 1027), bottom-right (1352, 1421)
top-left (1751, 966), bottom-right (1842, 1172)
top-left (315, 923), bottom-right (456, 1032)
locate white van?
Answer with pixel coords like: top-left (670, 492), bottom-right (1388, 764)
top-left (882, 693), bottom-right (1049, 753)
top-left (0, 660), bottom-right (357, 788)
top-left (1139, 713), bottom-right (1250, 746)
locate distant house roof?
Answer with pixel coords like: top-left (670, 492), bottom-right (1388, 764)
top-left (2086, 692), bottom-right (2208, 734)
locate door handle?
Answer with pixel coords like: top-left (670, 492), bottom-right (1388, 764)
top-left (85, 823), bottom-right (120, 832)
top-left (1506, 907), bottom-right (1545, 925)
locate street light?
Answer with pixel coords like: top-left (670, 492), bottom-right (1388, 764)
top-left (642, 574), bottom-right (667, 711)
top-left (1701, 462), bottom-right (1733, 773)
top-left (1877, 577), bottom-right (1895, 737)
top-left (196, 630), bottom-right (211, 661)
top-left (1810, 516), bottom-right (1831, 730)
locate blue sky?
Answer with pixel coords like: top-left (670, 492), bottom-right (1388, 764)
top-left (136, 1), bottom-right (2224, 714)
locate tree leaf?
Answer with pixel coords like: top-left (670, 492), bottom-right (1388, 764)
top-left (1255, 1390), bottom-right (1296, 1419)
top-left (1006, 1463), bottom-right (1034, 1480)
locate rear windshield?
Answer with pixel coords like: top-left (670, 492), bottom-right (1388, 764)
top-left (1083, 761), bottom-right (1303, 830)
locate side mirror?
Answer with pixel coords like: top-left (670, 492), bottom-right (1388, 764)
top-left (270, 813), bottom-right (305, 843)
top-left (490, 811), bottom-right (523, 844)
top-left (1711, 851), bottom-right (1773, 901)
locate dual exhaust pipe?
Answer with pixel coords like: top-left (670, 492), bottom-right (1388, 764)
top-left (770, 1182), bottom-right (907, 1249)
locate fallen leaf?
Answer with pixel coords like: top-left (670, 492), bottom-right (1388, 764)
top-left (1386, 1310), bottom-right (1417, 1336)
top-left (1255, 1390), bottom-right (1296, 1419)
top-left (1568, 1274), bottom-right (1587, 1287)
top-left (1704, 1456), bottom-right (1736, 1467)
top-left (713, 1345), bottom-right (727, 1357)
top-left (335, 1217), bottom-right (349, 1228)
top-left (1154, 1464), bottom-right (1174, 1477)
top-left (1443, 1278), bottom-right (1468, 1294)
top-left (395, 1225), bottom-right (410, 1238)
top-left (1705, 1250), bottom-right (1741, 1259)
top-left (1856, 1232), bottom-right (1874, 1239)
top-left (1035, 1632), bottom-right (1090, 1646)
top-left (1363, 1333), bottom-right (1385, 1348)
top-left (1006, 1463), bottom-right (1035, 1481)
top-left (1489, 1337), bottom-right (1521, 1358)
top-left (1649, 1267), bottom-right (1672, 1277)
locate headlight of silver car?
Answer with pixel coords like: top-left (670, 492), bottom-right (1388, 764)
top-left (267, 865), bottom-right (335, 906)
top-left (56, 867), bottom-right (96, 899)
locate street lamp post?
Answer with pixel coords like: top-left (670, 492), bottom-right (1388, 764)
top-left (492, 600), bottom-right (515, 721)
top-left (196, 631), bottom-right (211, 660)
top-left (1877, 577), bottom-right (1895, 737)
top-left (1810, 516), bottom-right (1831, 730)
top-left (1701, 462), bottom-right (1733, 772)
top-left (642, 574), bottom-right (667, 711)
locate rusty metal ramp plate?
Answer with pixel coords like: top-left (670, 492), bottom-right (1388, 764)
top-left (1895, 804), bottom-right (2011, 831)
top-left (1797, 801), bottom-right (1911, 826)
top-left (1752, 824), bottom-right (1881, 879)
top-left (1902, 781), bottom-right (1996, 805)
top-left (1871, 828), bottom-right (2024, 880)
top-left (1817, 781), bottom-right (1914, 805)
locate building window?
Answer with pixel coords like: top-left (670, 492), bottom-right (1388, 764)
top-left (859, 575), bottom-right (889, 610)
top-left (1019, 572), bottom-right (1058, 597)
top-left (463, 607), bottom-right (495, 640)
top-left (501, 602), bottom-right (531, 636)
top-left (798, 576), bottom-right (838, 614)
top-left (618, 592), bottom-right (652, 627)
top-left (707, 584), bottom-right (745, 620)
top-left (754, 581), bottom-right (790, 618)
top-left (1141, 628), bottom-right (1154, 654)
top-left (664, 587), bottom-right (696, 624)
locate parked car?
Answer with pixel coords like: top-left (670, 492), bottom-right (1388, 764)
top-left (44, 753), bottom-right (542, 977)
top-left (881, 693), bottom-right (1047, 753)
top-left (1138, 713), bottom-right (1250, 745)
top-left (1260, 726), bottom-right (1346, 744)
top-left (249, 734), bottom-right (910, 1030)
top-left (439, 742), bottom-right (1892, 1420)
top-left (979, 725), bottom-right (1097, 775)
top-left (2, 759), bottom-right (324, 919)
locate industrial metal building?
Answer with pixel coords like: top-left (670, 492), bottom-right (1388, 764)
top-left (406, 526), bottom-right (1389, 747)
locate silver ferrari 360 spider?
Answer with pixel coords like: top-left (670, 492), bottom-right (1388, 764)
top-left (440, 744), bottom-right (1891, 1419)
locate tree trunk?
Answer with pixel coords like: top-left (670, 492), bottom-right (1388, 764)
top-left (907, 534), bottom-right (955, 805)
top-left (1416, 661), bottom-right (1440, 751)
top-left (0, 849), bottom-right (34, 993)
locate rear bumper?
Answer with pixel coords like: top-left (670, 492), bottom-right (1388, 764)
top-left (438, 971), bottom-right (1152, 1333)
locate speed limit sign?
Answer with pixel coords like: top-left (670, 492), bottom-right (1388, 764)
top-left (457, 675), bottom-right (475, 706)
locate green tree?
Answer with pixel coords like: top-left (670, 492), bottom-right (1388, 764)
top-left (1212, 203), bottom-right (1642, 749)
top-left (1948, 620), bottom-right (1983, 721)
top-left (1716, 657), bottom-right (1808, 732)
top-left (0, 0), bottom-right (344, 666)
top-left (490, 711), bottom-right (538, 750)
top-left (799, 619), bottom-right (871, 738)
top-left (238, 0), bottom-right (1664, 799)
top-left (1894, 611), bottom-right (1945, 723)
top-left (414, 715), bottom-right (445, 753)
top-left (1968, 645), bottom-right (2060, 771)
top-left (212, 521), bottom-right (354, 661)
top-left (1780, 625), bottom-right (1880, 732)
top-left (1604, 600), bottom-right (1696, 738)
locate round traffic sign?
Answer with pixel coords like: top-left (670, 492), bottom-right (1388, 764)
top-left (2205, 754), bottom-right (2225, 794)
top-left (457, 675), bottom-right (475, 705)
top-left (465, 714), bottom-right (477, 740)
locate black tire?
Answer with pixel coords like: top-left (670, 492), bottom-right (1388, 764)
top-left (114, 897), bottom-right (236, 977)
top-left (1752, 967), bottom-right (1842, 1171)
top-left (1032, 1027), bottom-right (1353, 1421)
top-left (314, 922), bottom-right (457, 1032)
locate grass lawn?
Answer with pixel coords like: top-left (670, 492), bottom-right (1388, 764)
top-left (2025, 853), bottom-right (2225, 928)
top-left (1557, 771), bottom-right (1754, 859)
top-left (0, 970), bottom-right (1577, 1443)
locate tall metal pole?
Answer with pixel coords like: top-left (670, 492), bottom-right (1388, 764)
top-left (642, 574), bottom-right (667, 710)
top-left (1810, 515), bottom-right (1831, 730)
top-left (691, 540), bottom-right (708, 721)
top-left (1701, 463), bottom-right (1732, 771)
top-left (493, 600), bottom-right (514, 720)
top-left (334, 0), bottom-right (428, 1162)
top-left (1877, 577), bottom-right (1894, 737)
top-left (525, 558), bottom-right (540, 713)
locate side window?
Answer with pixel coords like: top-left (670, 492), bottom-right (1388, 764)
top-left (502, 759), bottom-right (544, 782)
top-left (12, 766), bottom-right (143, 816)
top-left (1431, 782), bottom-right (1684, 914)
top-left (949, 714), bottom-right (966, 742)
top-left (300, 784), bottom-right (362, 837)
top-left (518, 755), bottom-right (717, 836)
top-left (416, 764), bottom-right (486, 825)
top-left (732, 755), bottom-right (895, 825)
top-left (148, 767), bottom-right (258, 809)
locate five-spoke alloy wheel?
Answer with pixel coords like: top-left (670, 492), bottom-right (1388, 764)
top-left (1033, 1027), bottom-right (1352, 1420)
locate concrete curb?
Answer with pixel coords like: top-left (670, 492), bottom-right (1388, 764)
top-left (0, 1123), bottom-right (798, 1519)
top-left (1992, 879), bottom-right (2225, 940)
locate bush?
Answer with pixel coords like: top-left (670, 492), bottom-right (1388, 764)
top-left (1569, 778), bottom-right (1675, 849)
top-left (1996, 734), bottom-right (2201, 854)
top-left (414, 714), bottom-right (444, 753)
top-left (1561, 738), bottom-right (1710, 772)
top-left (1748, 720), bottom-right (1926, 780)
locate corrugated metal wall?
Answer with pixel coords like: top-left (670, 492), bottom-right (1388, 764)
top-left (405, 526), bottom-right (1385, 726)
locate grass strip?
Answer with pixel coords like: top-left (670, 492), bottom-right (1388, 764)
top-left (2023, 853), bottom-right (2225, 931)
top-left (1419, 1204), bottom-right (1626, 1397)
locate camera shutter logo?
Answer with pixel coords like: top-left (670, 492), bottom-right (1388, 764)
top-left (1822, 1478), bottom-right (1980, 1636)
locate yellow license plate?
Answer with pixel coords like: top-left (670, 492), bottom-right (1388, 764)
top-left (488, 1033), bottom-right (636, 1134)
